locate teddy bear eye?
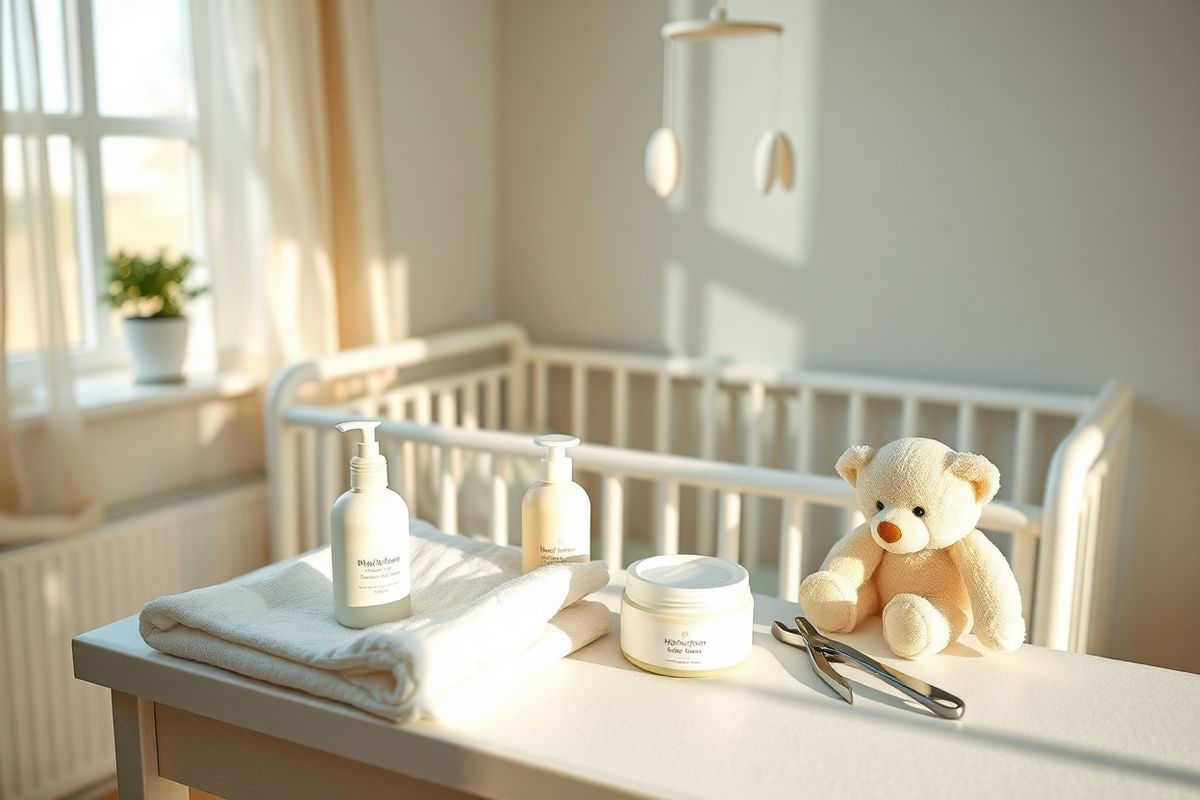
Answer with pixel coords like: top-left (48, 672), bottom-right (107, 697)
top-left (913, 506), bottom-right (926, 517)
top-left (875, 500), bottom-right (884, 511)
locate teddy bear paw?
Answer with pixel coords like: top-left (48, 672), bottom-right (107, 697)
top-left (798, 571), bottom-right (860, 633)
top-left (882, 594), bottom-right (951, 660)
top-left (976, 615), bottom-right (1026, 652)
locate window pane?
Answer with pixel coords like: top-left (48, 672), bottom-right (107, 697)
top-left (3, 135), bottom-right (84, 354)
top-left (100, 136), bottom-right (194, 259)
top-left (2, 0), bottom-right (71, 114)
top-left (93, 0), bottom-right (193, 118)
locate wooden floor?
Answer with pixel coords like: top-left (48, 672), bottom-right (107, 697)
top-left (99, 790), bottom-right (220, 799)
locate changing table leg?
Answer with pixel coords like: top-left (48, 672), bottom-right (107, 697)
top-left (111, 691), bottom-right (189, 800)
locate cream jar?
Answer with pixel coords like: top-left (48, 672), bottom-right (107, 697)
top-left (620, 554), bottom-right (754, 678)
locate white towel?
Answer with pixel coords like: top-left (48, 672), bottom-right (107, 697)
top-left (139, 520), bottom-right (612, 720)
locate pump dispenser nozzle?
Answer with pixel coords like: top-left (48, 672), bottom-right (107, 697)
top-left (335, 420), bottom-right (383, 461)
top-left (335, 421), bottom-right (387, 489)
top-left (535, 433), bottom-right (580, 483)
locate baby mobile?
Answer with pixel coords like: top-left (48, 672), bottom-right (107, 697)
top-left (644, 1), bottom-right (794, 198)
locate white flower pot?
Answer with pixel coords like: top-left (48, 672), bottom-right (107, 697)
top-left (123, 316), bottom-right (189, 383)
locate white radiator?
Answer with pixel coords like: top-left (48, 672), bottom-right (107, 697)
top-left (0, 481), bottom-right (269, 800)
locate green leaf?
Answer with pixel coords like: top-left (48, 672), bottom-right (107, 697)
top-left (101, 250), bottom-right (207, 318)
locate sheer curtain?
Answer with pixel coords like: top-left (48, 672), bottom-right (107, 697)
top-left (192, 0), bottom-right (395, 374)
top-left (0, 0), bottom-right (102, 544)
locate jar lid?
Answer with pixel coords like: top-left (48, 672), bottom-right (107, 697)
top-left (625, 554), bottom-right (750, 612)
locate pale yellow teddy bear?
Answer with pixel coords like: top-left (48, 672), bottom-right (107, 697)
top-left (798, 437), bottom-right (1025, 659)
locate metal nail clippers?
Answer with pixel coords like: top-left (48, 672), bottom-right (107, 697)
top-left (771, 616), bottom-right (965, 720)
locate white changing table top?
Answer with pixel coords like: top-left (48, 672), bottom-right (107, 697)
top-left (74, 577), bottom-right (1200, 799)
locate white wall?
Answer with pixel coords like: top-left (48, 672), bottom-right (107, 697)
top-left (371, 0), bottom-right (498, 336)
top-left (496, 1), bottom-right (1200, 671)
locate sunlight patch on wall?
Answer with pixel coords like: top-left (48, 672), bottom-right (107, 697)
top-left (704, 281), bottom-right (803, 366)
top-left (661, 260), bottom-right (687, 354)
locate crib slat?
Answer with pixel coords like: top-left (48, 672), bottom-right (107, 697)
top-left (782, 388), bottom-right (813, 579)
top-left (533, 359), bottom-right (548, 431)
top-left (399, 436), bottom-right (417, 507)
top-left (318, 430), bottom-right (343, 546)
top-left (796, 387), bottom-right (815, 471)
top-left (414, 387), bottom-right (432, 423)
top-left (385, 436), bottom-right (406, 501)
top-left (1084, 470), bottom-right (1106, 651)
top-left (486, 374), bottom-right (501, 429)
top-left (1011, 408), bottom-right (1037, 623)
top-left (1072, 471), bottom-right (1104, 652)
top-left (413, 389), bottom-right (432, 515)
top-left (612, 368), bottom-right (628, 447)
top-left (299, 429), bottom-right (318, 552)
top-left (602, 472), bottom-right (624, 567)
top-left (462, 382), bottom-right (479, 429)
top-left (900, 395), bottom-right (919, 437)
top-left (11, 564), bottom-right (42, 795)
top-left (439, 445), bottom-right (458, 534)
top-left (654, 373), bottom-right (670, 452)
top-left (845, 391), bottom-right (866, 531)
top-left (571, 363), bottom-right (586, 437)
top-left (742, 382), bottom-right (767, 571)
top-left (384, 395), bottom-right (412, 504)
top-left (490, 455), bottom-right (509, 545)
top-left (437, 389), bottom-right (457, 426)
top-left (652, 374), bottom-right (672, 559)
top-left (656, 480), bottom-right (681, 555)
top-left (717, 491), bottom-right (741, 563)
top-left (956, 401), bottom-right (976, 451)
top-left (508, 344), bottom-right (528, 430)
top-left (607, 370), bottom-right (628, 565)
top-left (438, 390), bottom-right (464, 507)
top-left (778, 497), bottom-right (805, 601)
top-left (274, 427), bottom-right (301, 559)
top-left (696, 376), bottom-right (719, 555)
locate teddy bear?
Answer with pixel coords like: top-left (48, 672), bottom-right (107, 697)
top-left (798, 437), bottom-right (1025, 659)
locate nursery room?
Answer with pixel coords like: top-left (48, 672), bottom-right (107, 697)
top-left (2, 0), bottom-right (1199, 798)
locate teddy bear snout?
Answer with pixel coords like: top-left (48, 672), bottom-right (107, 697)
top-left (877, 520), bottom-right (903, 543)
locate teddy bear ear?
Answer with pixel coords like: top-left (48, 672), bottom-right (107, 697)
top-left (835, 445), bottom-right (877, 488)
top-left (945, 451), bottom-right (1001, 504)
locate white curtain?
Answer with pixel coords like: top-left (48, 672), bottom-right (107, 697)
top-left (0, 0), bottom-right (102, 544)
top-left (192, 0), bottom-right (394, 373)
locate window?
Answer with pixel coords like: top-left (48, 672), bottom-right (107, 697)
top-left (2, 0), bottom-right (209, 372)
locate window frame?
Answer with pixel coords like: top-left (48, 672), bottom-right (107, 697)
top-left (3, 0), bottom-right (208, 379)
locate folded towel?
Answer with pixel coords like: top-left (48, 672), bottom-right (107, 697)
top-left (139, 520), bottom-right (612, 720)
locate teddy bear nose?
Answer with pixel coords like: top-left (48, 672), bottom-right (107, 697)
top-left (877, 521), bottom-right (902, 543)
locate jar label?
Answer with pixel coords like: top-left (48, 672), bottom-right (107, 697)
top-left (344, 543), bottom-right (410, 608)
top-left (621, 603), bottom-right (752, 672)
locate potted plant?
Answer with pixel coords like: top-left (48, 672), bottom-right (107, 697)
top-left (101, 250), bottom-right (208, 383)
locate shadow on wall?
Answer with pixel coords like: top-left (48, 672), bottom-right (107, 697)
top-left (496, 0), bottom-right (1200, 672)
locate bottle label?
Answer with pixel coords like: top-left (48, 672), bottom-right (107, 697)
top-left (538, 541), bottom-right (588, 564)
top-left (345, 543), bottom-right (410, 607)
top-left (620, 604), bottom-right (752, 672)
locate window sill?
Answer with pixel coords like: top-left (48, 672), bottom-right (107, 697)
top-left (10, 369), bottom-right (260, 430)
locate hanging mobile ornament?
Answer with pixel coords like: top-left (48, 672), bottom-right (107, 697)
top-left (644, 1), bottom-right (788, 200)
top-left (644, 37), bottom-right (681, 198)
top-left (753, 33), bottom-right (795, 194)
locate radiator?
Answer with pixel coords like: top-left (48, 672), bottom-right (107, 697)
top-left (0, 480), bottom-right (269, 800)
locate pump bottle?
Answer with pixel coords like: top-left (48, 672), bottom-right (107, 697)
top-left (331, 421), bottom-right (412, 628)
top-left (521, 434), bottom-right (591, 573)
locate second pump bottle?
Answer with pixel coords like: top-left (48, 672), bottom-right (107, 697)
top-left (521, 434), bottom-right (591, 572)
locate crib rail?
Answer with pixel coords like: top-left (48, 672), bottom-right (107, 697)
top-left (1037, 381), bottom-right (1132, 652)
top-left (279, 407), bottom-right (1042, 604)
top-left (524, 344), bottom-right (1090, 598)
top-left (266, 323), bottom-right (1130, 652)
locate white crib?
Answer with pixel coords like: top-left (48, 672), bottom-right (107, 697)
top-left (266, 323), bottom-right (1131, 653)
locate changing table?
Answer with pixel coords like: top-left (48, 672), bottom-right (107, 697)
top-left (73, 576), bottom-right (1200, 799)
